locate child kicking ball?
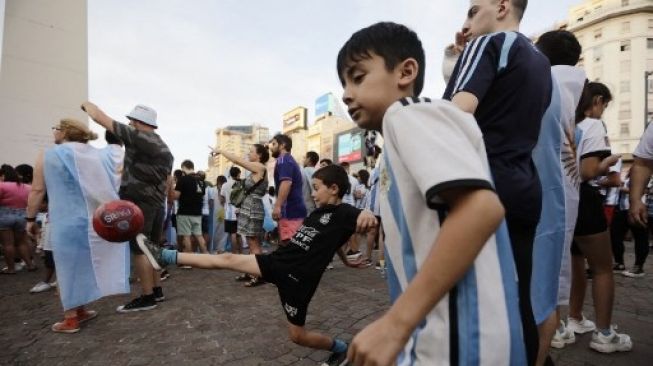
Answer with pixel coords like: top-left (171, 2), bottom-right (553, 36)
top-left (137, 164), bottom-right (377, 366)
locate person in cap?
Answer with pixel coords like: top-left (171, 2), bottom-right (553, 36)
top-left (81, 101), bottom-right (174, 313)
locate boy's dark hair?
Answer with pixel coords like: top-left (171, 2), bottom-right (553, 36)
top-left (337, 22), bottom-right (425, 96)
top-left (15, 164), bottom-right (33, 184)
top-left (216, 175), bottom-right (227, 185)
top-left (0, 164), bottom-right (18, 183)
top-left (305, 151), bottom-right (319, 166)
top-left (536, 30), bottom-right (581, 66)
top-left (181, 160), bottom-right (194, 170)
top-left (340, 162), bottom-right (350, 168)
top-left (253, 144), bottom-right (270, 164)
top-left (357, 169), bottom-right (370, 186)
top-left (575, 81), bottom-right (612, 123)
top-left (229, 166), bottom-right (241, 179)
top-left (512, 0), bottom-right (528, 21)
top-left (313, 165), bottom-right (351, 199)
top-left (319, 158), bottom-right (333, 166)
top-left (272, 134), bottom-right (293, 152)
top-left (105, 130), bottom-right (123, 146)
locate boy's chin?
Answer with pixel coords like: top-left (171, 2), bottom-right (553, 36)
top-left (355, 119), bottom-right (380, 131)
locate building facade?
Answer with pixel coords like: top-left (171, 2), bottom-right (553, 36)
top-left (565, 0), bottom-right (653, 154)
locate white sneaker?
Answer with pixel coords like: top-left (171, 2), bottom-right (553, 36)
top-left (14, 261), bottom-right (25, 272)
top-left (30, 281), bottom-right (53, 293)
top-left (589, 328), bottom-right (632, 353)
top-left (567, 315), bottom-right (596, 334)
top-left (49, 281), bottom-right (57, 287)
top-left (551, 321), bottom-right (576, 348)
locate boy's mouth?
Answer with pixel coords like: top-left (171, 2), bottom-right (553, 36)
top-left (348, 107), bottom-right (361, 121)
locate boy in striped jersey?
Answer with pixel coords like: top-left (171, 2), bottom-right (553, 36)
top-left (443, 1), bottom-right (551, 364)
top-left (338, 21), bottom-right (525, 366)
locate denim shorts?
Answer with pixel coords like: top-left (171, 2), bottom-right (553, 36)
top-left (0, 206), bottom-right (27, 231)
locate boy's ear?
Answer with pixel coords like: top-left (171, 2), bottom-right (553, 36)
top-left (496, 0), bottom-right (509, 21)
top-left (329, 183), bottom-right (340, 196)
top-left (397, 58), bottom-right (419, 90)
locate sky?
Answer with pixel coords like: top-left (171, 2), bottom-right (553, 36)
top-left (87, 0), bottom-right (580, 170)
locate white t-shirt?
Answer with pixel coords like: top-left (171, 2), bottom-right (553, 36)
top-left (221, 179), bottom-right (238, 221)
top-left (301, 166), bottom-right (316, 214)
top-left (380, 98), bottom-right (525, 365)
top-left (342, 174), bottom-right (358, 205)
top-left (365, 163), bottom-right (382, 216)
top-left (202, 186), bottom-right (215, 216)
top-left (576, 118), bottom-right (612, 184)
top-left (634, 122), bottom-right (653, 160)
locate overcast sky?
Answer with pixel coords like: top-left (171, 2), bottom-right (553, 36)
top-left (87, 0), bottom-right (579, 170)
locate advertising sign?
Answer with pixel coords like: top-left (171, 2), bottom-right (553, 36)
top-left (283, 107), bottom-right (307, 133)
top-left (335, 128), bottom-right (364, 163)
top-left (315, 93), bottom-right (334, 117)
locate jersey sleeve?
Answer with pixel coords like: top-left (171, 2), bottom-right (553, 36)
top-left (634, 123), bottom-right (653, 160)
top-left (112, 121), bottom-right (139, 147)
top-left (384, 100), bottom-right (494, 209)
top-left (443, 33), bottom-right (508, 102)
top-left (578, 120), bottom-right (611, 160)
top-left (337, 204), bottom-right (362, 233)
top-left (276, 160), bottom-right (293, 182)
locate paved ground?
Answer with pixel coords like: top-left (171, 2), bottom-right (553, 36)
top-left (1, 244), bottom-right (651, 365)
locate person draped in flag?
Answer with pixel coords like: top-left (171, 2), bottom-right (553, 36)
top-left (25, 118), bottom-right (129, 333)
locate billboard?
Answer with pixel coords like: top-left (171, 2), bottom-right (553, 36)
top-left (335, 128), bottom-right (364, 164)
top-left (283, 106), bottom-right (307, 133)
top-left (315, 93), bottom-right (335, 118)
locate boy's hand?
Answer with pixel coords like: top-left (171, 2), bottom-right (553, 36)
top-left (26, 222), bottom-right (38, 239)
top-left (629, 200), bottom-right (648, 227)
top-left (272, 205), bottom-right (282, 221)
top-left (599, 154), bottom-right (621, 174)
top-left (356, 210), bottom-right (377, 233)
top-left (347, 315), bottom-right (409, 366)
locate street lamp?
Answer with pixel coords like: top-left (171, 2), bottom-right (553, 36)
top-left (646, 71), bottom-right (653, 128)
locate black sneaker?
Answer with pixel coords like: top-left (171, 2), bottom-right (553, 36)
top-left (613, 263), bottom-right (626, 273)
top-left (153, 286), bottom-right (165, 302)
top-left (116, 295), bottom-right (157, 313)
top-left (136, 234), bottom-right (164, 271)
top-left (160, 269), bottom-right (170, 281)
top-left (622, 265), bottom-right (645, 278)
top-left (320, 350), bottom-right (348, 366)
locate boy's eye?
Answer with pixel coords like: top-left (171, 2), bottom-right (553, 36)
top-left (467, 6), bottom-right (478, 18)
top-left (353, 73), bottom-right (365, 83)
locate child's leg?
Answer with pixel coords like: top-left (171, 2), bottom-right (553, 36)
top-left (286, 322), bottom-right (343, 351)
top-left (176, 252), bottom-right (261, 278)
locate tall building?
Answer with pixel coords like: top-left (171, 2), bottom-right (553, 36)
top-left (207, 124), bottom-right (270, 183)
top-left (0, 0), bottom-right (88, 165)
top-left (306, 114), bottom-right (356, 163)
top-left (564, 0), bottom-right (653, 154)
top-left (282, 106), bottom-right (309, 162)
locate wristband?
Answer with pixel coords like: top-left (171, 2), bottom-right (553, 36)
top-left (26, 217), bottom-right (36, 222)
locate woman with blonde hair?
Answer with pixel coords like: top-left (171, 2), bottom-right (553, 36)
top-left (25, 118), bottom-right (130, 333)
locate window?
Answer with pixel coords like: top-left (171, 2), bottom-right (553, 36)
top-left (649, 19), bottom-right (653, 30)
top-left (594, 29), bottom-right (602, 40)
top-left (619, 110), bottom-right (632, 120)
top-left (620, 40), bottom-right (631, 52)
top-left (593, 46), bottom-right (603, 61)
top-left (622, 22), bottom-right (630, 33)
top-left (621, 60), bottom-right (631, 73)
top-left (593, 65), bottom-right (603, 78)
top-left (621, 81), bottom-right (630, 93)
top-left (648, 38), bottom-right (653, 49)
top-left (620, 123), bottom-right (630, 137)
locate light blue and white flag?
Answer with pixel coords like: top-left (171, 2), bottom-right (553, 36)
top-left (44, 142), bottom-right (129, 311)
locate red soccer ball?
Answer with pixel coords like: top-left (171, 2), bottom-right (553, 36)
top-left (92, 200), bottom-right (144, 242)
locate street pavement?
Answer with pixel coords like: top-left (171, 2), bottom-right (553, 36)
top-left (1, 244), bottom-right (651, 365)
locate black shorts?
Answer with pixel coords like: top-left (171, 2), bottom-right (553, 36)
top-left (125, 201), bottom-right (165, 255)
top-left (201, 215), bottom-right (209, 234)
top-left (224, 220), bottom-right (238, 234)
top-left (574, 183), bottom-right (607, 237)
top-left (255, 254), bottom-right (320, 326)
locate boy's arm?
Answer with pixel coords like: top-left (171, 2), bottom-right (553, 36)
top-left (336, 247), bottom-right (362, 268)
top-left (348, 187), bottom-right (504, 365)
top-left (81, 101), bottom-right (115, 133)
top-left (273, 180), bottom-right (291, 220)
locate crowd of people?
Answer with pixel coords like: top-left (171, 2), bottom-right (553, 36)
top-left (2, 1), bottom-right (653, 365)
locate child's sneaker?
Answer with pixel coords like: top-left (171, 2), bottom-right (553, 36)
top-left (51, 317), bottom-right (80, 333)
top-left (153, 286), bottom-right (165, 302)
top-left (116, 295), bottom-right (157, 313)
top-left (589, 328), bottom-right (632, 353)
top-left (622, 265), bottom-right (645, 278)
top-left (550, 321), bottom-right (575, 348)
top-left (135, 234), bottom-right (164, 271)
top-left (320, 349), bottom-right (348, 366)
top-left (346, 250), bottom-right (361, 261)
top-left (30, 281), bottom-right (53, 293)
top-left (612, 263), bottom-right (625, 273)
top-left (567, 315), bottom-right (596, 334)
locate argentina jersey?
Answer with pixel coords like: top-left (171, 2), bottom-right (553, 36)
top-left (379, 97), bottom-right (526, 365)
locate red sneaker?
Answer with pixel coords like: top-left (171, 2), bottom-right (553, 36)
top-left (76, 309), bottom-right (98, 323)
top-left (51, 317), bottom-right (80, 333)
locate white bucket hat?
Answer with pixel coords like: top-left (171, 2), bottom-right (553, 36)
top-left (126, 104), bottom-right (158, 128)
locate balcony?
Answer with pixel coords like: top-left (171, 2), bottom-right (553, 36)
top-left (567, 0), bottom-right (653, 32)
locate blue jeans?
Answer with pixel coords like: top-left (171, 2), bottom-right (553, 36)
top-left (0, 206), bottom-right (27, 231)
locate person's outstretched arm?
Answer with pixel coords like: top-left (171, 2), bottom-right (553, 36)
top-left (211, 148), bottom-right (266, 176)
top-left (347, 187), bottom-right (504, 365)
top-left (81, 101), bottom-right (115, 133)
